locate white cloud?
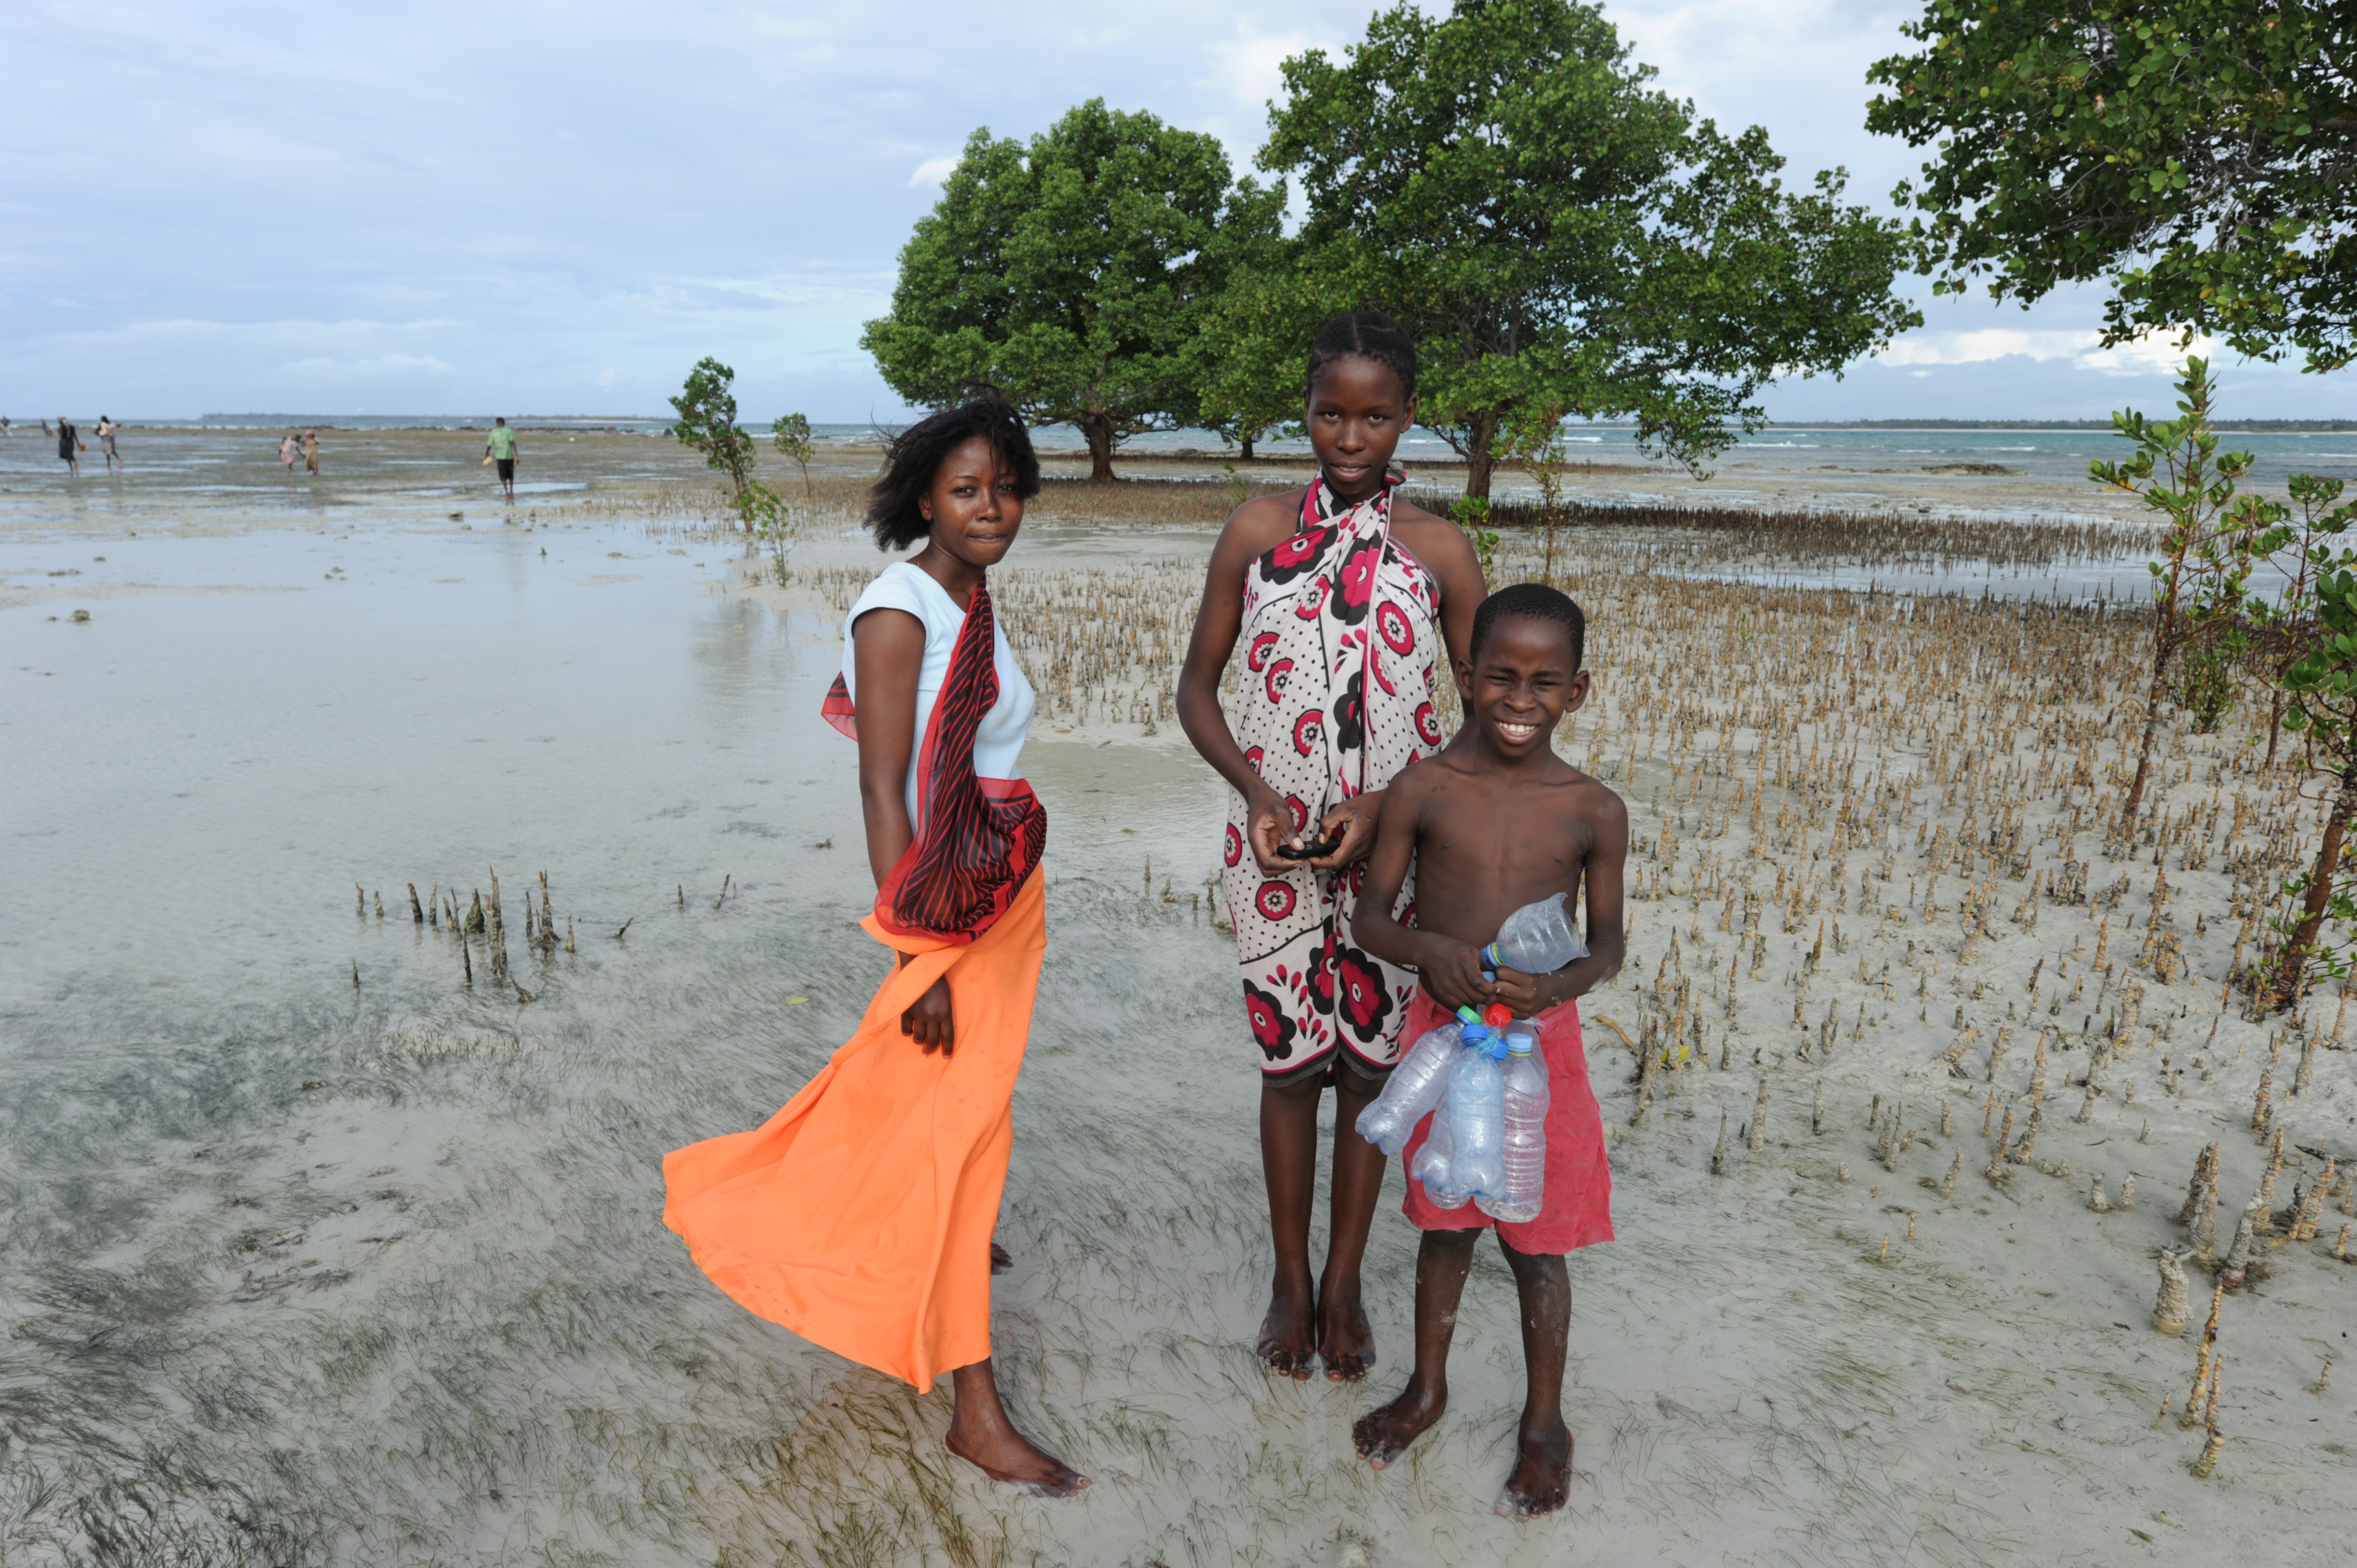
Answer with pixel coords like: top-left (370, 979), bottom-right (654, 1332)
top-left (1879, 329), bottom-right (2102, 367)
top-left (2078, 329), bottom-right (2220, 376)
top-left (906, 157), bottom-right (958, 189)
top-left (595, 367), bottom-right (620, 388)
top-left (1877, 324), bottom-right (2221, 376)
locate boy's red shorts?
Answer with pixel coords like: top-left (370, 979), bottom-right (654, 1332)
top-left (1398, 988), bottom-right (1615, 1256)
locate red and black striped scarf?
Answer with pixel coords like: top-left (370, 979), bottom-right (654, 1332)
top-left (821, 582), bottom-right (1044, 943)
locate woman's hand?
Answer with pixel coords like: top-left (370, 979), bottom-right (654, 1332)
top-left (900, 971), bottom-right (956, 1054)
top-left (1306, 791), bottom-right (1383, 870)
top-left (1414, 935), bottom-right (1495, 1015)
top-left (1244, 784), bottom-right (1302, 872)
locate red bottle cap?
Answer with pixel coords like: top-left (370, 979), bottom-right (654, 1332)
top-left (1483, 1002), bottom-right (1512, 1028)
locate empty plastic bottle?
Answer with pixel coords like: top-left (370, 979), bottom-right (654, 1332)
top-left (1480, 891), bottom-right (1587, 975)
top-left (1477, 1022), bottom-right (1551, 1224)
top-left (1356, 1005), bottom-right (1485, 1155)
top-left (1443, 1026), bottom-right (1508, 1200)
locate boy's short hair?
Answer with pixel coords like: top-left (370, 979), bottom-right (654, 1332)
top-left (1471, 582), bottom-right (1584, 670)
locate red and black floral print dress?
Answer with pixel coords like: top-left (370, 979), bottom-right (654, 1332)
top-left (1222, 473), bottom-right (1444, 1081)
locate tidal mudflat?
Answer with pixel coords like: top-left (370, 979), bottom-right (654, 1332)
top-left (4, 432), bottom-right (2354, 1564)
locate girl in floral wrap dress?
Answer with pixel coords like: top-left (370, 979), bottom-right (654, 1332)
top-left (1177, 312), bottom-right (1486, 1382)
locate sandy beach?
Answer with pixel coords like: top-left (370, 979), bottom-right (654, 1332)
top-left (3, 427), bottom-right (2353, 1564)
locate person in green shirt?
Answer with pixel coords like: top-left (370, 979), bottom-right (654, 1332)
top-left (486, 417), bottom-right (518, 501)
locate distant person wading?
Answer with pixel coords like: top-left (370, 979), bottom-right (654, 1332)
top-left (486, 417), bottom-right (518, 502)
top-left (56, 418), bottom-right (80, 478)
top-left (95, 417), bottom-right (123, 474)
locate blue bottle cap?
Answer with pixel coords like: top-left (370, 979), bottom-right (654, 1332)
top-left (1461, 1024), bottom-right (1492, 1048)
top-left (1505, 1028), bottom-right (1536, 1056)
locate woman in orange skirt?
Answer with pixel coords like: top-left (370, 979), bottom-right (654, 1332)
top-left (663, 401), bottom-right (1085, 1495)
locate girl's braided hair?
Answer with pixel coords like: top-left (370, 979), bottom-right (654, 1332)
top-left (1304, 310), bottom-right (1418, 404)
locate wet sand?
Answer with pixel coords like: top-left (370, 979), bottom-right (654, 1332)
top-left (3, 436), bottom-right (2353, 1565)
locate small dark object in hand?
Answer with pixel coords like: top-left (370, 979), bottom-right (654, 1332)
top-left (1277, 834), bottom-right (1342, 862)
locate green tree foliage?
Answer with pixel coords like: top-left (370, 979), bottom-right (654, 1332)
top-left (1187, 238), bottom-right (1329, 461)
top-left (1866, 1), bottom-right (2357, 372)
top-left (668, 357), bottom-right (786, 537)
top-left (862, 100), bottom-right (1283, 481)
top-left (1261, 0), bottom-right (1919, 496)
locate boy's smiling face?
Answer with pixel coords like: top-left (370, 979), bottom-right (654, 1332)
top-left (1457, 613), bottom-right (1589, 759)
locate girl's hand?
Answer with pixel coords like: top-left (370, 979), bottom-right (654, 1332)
top-left (901, 973), bottom-right (956, 1054)
top-left (1416, 935), bottom-right (1495, 1014)
top-left (1306, 791), bottom-right (1383, 870)
top-left (1244, 784), bottom-right (1302, 872)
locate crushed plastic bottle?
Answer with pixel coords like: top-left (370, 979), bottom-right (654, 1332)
top-left (1441, 1024), bottom-right (1508, 1199)
top-left (1480, 891), bottom-right (1586, 975)
top-left (1476, 1021), bottom-right (1550, 1224)
top-left (1356, 1004), bottom-right (1485, 1155)
top-left (1408, 1022), bottom-right (1490, 1207)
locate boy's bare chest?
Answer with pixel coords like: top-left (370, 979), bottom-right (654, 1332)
top-left (1420, 778), bottom-right (1589, 881)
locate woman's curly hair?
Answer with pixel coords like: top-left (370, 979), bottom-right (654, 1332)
top-left (865, 400), bottom-right (1042, 551)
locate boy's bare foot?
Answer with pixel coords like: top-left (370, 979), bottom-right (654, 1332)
top-left (1317, 1287), bottom-right (1376, 1380)
top-left (1494, 1421), bottom-right (1572, 1519)
top-left (1352, 1383), bottom-right (1445, 1468)
top-left (945, 1417), bottom-right (1090, 1498)
top-left (1258, 1285), bottom-right (1318, 1379)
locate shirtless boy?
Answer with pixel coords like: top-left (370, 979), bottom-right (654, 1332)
top-left (1349, 581), bottom-right (1627, 1519)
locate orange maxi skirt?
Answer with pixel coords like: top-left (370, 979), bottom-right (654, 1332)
top-left (662, 866), bottom-right (1046, 1388)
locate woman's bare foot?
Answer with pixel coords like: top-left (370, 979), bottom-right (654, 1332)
top-left (944, 1417), bottom-right (1089, 1497)
top-left (1494, 1421), bottom-right (1572, 1518)
top-left (1316, 1285), bottom-right (1376, 1381)
top-left (1352, 1381), bottom-right (1445, 1468)
top-left (1257, 1283), bottom-right (1318, 1379)
top-left (944, 1358), bottom-right (1088, 1498)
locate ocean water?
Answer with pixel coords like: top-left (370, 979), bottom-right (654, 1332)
top-left (27, 420), bottom-right (2357, 494)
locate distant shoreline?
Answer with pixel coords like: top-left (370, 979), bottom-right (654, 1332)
top-left (94, 413), bottom-right (2357, 436)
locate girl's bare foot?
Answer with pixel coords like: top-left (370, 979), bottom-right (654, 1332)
top-left (1257, 1283), bottom-right (1318, 1378)
top-left (1316, 1286), bottom-right (1376, 1381)
top-left (1494, 1421), bottom-right (1572, 1518)
top-left (1352, 1381), bottom-right (1445, 1468)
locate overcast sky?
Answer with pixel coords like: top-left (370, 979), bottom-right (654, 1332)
top-left (4, 0), bottom-right (2346, 423)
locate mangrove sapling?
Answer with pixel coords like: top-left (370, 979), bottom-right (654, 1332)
top-left (2089, 357), bottom-right (2259, 835)
top-left (771, 413), bottom-right (815, 501)
top-left (1500, 400), bottom-right (1577, 582)
top-left (2256, 476), bottom-right (2357, 1007)
top-left (2233, 476), bottom-right (2351, 766)
top-left (668, 357), bottom-right (777, 534)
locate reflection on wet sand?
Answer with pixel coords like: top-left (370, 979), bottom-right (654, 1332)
top-left (3, 447), bottom-right (2353, 1565)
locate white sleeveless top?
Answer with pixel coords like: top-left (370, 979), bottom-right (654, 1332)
top-left (839, 561), bottom-right (1035, 826)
